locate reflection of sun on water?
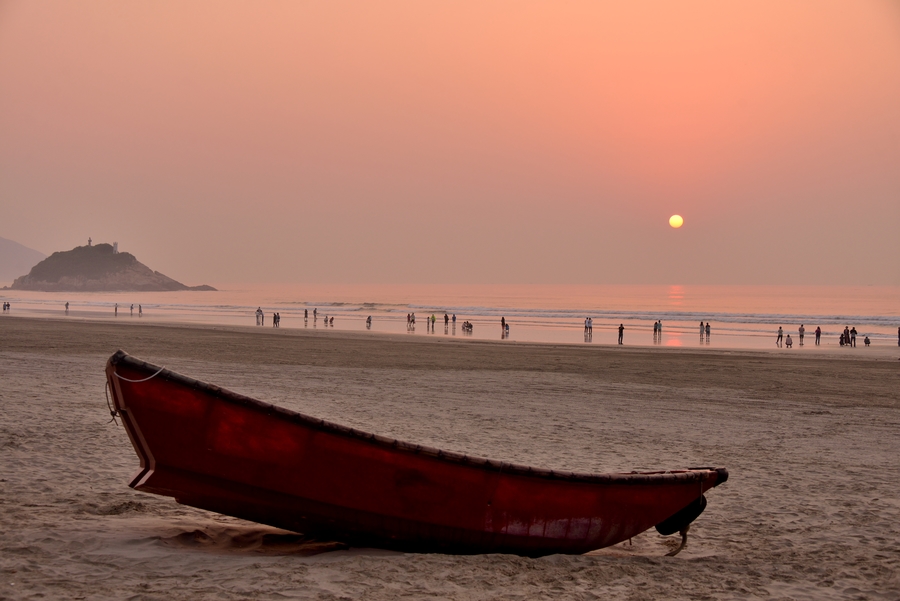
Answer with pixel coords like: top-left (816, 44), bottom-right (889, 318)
top-left (667, 285), bottom-right (684, 306)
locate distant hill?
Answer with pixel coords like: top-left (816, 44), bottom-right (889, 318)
top-left (0, 237), bottom-right (46, 284)
top-left (7, 243), bottom-right (216, 292)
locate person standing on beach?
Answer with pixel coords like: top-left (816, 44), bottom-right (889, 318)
top-left (114, 303), bottom-right (118, 317)
top-left (815, 326), bottom-right (821, 345)
top-left (130, 304), bottom-right (134, 316)
top-left (65, 302), bottom-right (69, 314)
top-left (700, 321), bottom-right (705, 340)
top-left (618, 324), bottom-right (624, 344)
top-left (139, 305), bottom-right (142, 317)
top-left (501, 316), bottom-right (506, 331)
top-left (776, 326), bottom-right (783, 347)
top-left (705, 322), bottom-right (710, 342)
top-left (850, 327), bottom-right (857, 347)
top-left (799, 324), bottom-right (805, 346)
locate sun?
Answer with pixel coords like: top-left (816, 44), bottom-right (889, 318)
top-left (669, 215), bottom-right (684, 228)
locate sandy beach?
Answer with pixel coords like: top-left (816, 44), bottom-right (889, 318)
top-left (1, 316), bottom-right (898, 600)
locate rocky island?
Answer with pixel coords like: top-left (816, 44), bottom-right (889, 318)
top-left (6, 243), bottom-right (216, 292)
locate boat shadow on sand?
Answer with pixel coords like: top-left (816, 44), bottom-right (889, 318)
top-left (156, 525), bottom-right (349, 556)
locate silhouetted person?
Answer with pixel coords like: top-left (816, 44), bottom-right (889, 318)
top-left (114, 303), bottom-right (118, 317)
top-left (139, 305), bottom-right (142, 317)
top-left (850, 327), bottom-right (857, 347)
top-left (815, 326), bottom-right (821, 345)
top-left (65, 302), bottom-right (69, 314)
top-left (501, 316), bottom-right (506, 330)
top-left (130, 304), bottom-right (134, 317)
top-left (776, 327), bottom-right (783, 347)
top-left (785, 334), bottom-right (793, 348)
top-left (366, 316), bottom-right (372, 329)
top-left (700, 321), bottom-right (705, 340)
top-left (864, 336), bottom-right (870, 347)
top-left (618, 324), bottom-right (624, 344)
top-left (705, 322), bottom-right (710, 342)
top-left (799, 324), bottom-right (805, 346)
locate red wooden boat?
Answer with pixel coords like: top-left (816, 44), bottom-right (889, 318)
top-left (106, 351), bottom-right (727, 556)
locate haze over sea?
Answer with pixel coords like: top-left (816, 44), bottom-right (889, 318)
top-left (2, 284), bottom-right (897, 349)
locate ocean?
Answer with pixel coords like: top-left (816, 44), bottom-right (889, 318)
top-left (1, 284), bottom-right (898, 349)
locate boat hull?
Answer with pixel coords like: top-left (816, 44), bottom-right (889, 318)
top-left (106, 351), bottom-right (726, 555)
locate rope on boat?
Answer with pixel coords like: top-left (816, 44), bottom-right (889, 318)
top-left (113, 366), bottom-right (166, 383)
top-left (104, 381), bottom-right (118, 425)
top-left (665, 525), bottom-right (690, 557)
top-left (106, 367), bottom-right (165, 424)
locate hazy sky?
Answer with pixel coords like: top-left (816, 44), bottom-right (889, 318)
top-left (2, 1), bottom-right (899, 286)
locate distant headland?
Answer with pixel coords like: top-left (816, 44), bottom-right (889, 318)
top-left (5, 242), bottom-right (216, 292)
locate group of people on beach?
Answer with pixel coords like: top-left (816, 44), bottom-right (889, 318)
top-left (1, 302), bottom-right (9, 311)
top-left (699, 322), bottom-right (711, 342)
top-left (112, 303), bottom-right (142, 317)
top-left (776, 324), bottom-right (872, 348)
top-left (256, 307), bottom-right (344, 327)
top-left (838, 326), bottom-right (867, 347)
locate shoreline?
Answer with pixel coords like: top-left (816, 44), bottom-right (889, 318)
top-left (3, 283), bottom-right (898, 350)
top-left (3, 312), bottom-right (899, 357)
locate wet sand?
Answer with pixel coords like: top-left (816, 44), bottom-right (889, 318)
top-left (1, 316), bottom-right (898, 600)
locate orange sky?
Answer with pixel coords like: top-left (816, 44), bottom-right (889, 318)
top-left (1, 1), bottom-right (898, 285)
